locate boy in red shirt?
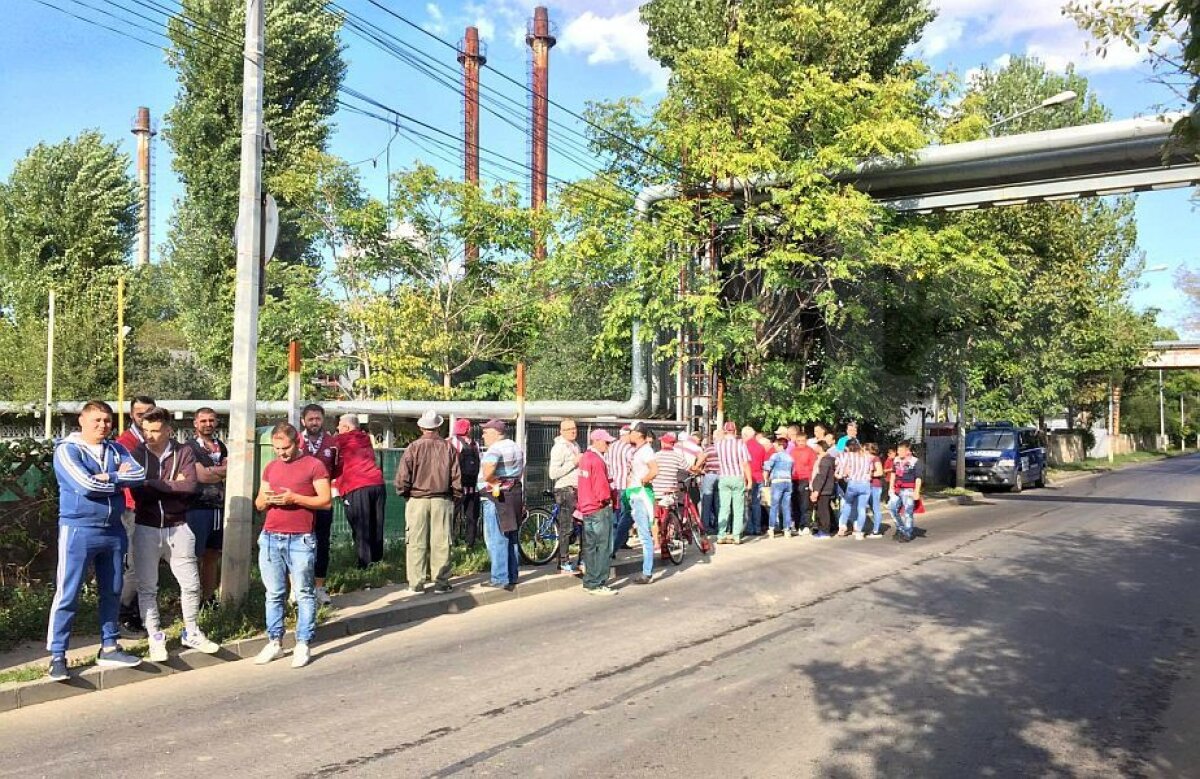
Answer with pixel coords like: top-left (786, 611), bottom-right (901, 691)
top-left (254, 422), bottom-right (332, 668)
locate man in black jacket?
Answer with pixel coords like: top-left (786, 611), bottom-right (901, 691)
top-left (808, 441), bottom-right (836, 538)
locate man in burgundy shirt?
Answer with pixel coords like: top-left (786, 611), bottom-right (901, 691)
top-left (254, 422), bottom-right (331, 668)
top-left (790, 431), bottom-right (817, 534)
top-left (741, 426), bottom-right (767, 536)
top-left (578, 429), bottom-right (618, 595)
top-left (335, 414), bottom-right (387, 569)
top-left (299, 404), bottom-right (338, 603)
top-left (116, 395), bottom-right (156, 637)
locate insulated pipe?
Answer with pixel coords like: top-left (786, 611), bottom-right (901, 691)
top-left (14, 322), bottom-right (652, 422)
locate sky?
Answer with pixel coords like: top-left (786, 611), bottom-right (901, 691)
top-left (0, 0), bottom-right (1195, 335)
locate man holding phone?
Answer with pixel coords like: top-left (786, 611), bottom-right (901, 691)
top-left (253, 422), bottom-right (332, 668)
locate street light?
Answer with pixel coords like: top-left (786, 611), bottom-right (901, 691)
top-left (988, 90), bottom-right (1079, 131)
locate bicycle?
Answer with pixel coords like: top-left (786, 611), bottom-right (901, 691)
top-left (655, 501), bottom-right (687, 565)
top-left (517, 490), bottom-right (581, 566)
top-left (670, 475), bottom-right (714, 557)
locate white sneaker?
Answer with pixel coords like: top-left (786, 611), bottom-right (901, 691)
top-left (800, 527), bottom-right (811, 536)
top-left (255, 639), bottom-right (284, 665)
top-left (291, 642), bottom-right (311, 668)
top-left (853, 531), bottom-right (865, 540)
top-left (148, 631), bottom-right (168, 662)
top-left (181, 629), bottom-right (220, 654)
top-left (315, 586), bottom-right (332, 606)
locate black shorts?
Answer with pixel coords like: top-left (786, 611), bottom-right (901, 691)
top-left (186, 507), bottom-right (224, 552)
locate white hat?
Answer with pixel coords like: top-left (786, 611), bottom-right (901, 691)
top-left (416, 409), bottom-right (444, 430)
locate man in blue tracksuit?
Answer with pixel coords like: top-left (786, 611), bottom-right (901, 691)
top-left (45, 400), bottom-right (147, 680)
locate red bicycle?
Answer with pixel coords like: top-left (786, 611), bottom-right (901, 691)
top-left (667, 475), bottom-right (713, 558)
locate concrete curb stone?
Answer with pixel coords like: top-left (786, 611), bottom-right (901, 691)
top-left (1, 556), bottom-right (642, 712)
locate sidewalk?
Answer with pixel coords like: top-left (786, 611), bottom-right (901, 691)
top-left (0, 476), bottom-right (1096, 712)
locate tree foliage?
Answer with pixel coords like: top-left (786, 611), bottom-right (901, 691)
top-left (162, 0), bottom-right (345, 394)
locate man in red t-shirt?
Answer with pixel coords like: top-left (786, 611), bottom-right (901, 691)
top-left (741, 426), bottom-right (767, 536)
top-left (254, 422), bottom-right (331, 668)
top-left (790, 433), bottom-right (817, 534)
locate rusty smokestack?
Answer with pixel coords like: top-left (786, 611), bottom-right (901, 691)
top-left (131, 106), bottom-right (155, 266)
top-left (527, 6), bottom-right (555, 264)
top-left (458, 26), bottom-right (486, 268)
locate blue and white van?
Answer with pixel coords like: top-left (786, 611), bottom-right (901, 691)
top-left (963, 423), bottom-right (1047, 492)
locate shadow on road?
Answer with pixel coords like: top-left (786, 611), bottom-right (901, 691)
top-left (796, 493), bottom-right (1200, 777)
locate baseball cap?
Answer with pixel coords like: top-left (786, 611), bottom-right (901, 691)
top-left (619, 424), bottom-right (631, 434)
top-left (481, 419), bottom-right (506, 433)
top-left (452, 418), bottom-right (471, 436)
top-left (629, 421), bottom-right (650, 435)
top-left (660, 433), bottom-right (677, 444)
top-left (775, 426), bottom-right (789, 437)
top-left (722, 421), bottom-right (737, 433)
top-left (589, 429), bottom-right (615, 443)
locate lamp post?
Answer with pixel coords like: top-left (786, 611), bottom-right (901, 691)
top-left (987, 91), bottom-right (1078, 132)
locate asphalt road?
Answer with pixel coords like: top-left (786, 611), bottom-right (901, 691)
top-left (3, 455), bottom-right (1199, 778)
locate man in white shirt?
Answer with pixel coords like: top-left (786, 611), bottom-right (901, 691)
top-left (625, 422), bottom-right (658, 585)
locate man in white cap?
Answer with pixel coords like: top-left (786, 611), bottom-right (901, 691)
top-left (395, 410), bottom-right (462, 593)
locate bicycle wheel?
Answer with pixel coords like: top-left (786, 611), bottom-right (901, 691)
top-left (664, 511), bottom-right (685, 565)
top-left (686, 507), bottom-right (713, 555)
top-left (518, 508), bottom-right (559, 565)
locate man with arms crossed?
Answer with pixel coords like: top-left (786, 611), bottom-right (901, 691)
top-left (131, 407), bottom-right (219, 661)
top-left (299, 404), bottom-right (338, 602)
top-left (186, 407), bottom-right (227, 606)
top-left (547, 418), bottom-right (582, 574)
top-left (116, 394), bottom-right (156, 636)
top-left (46, 401), bottom-right (146, 680)
top-left (254, 423), bottom-right (332, 668)
top-left (395, 410), bottom-right (462, 594)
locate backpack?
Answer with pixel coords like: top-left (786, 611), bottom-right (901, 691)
top-left (457, 438), bottom-right (481, 485)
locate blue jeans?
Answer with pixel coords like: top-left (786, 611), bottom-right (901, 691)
top-left (482, 498), bottom-right (519, 585)
top-left (768, 481), bottom-right (793, 531)
top-left (868, 485), bottom-right (883, 533)
top-left (700, 473), bottom-right (720, 533)
top-left (838, 480), bottom-right (870, 532)
top-left (746, 481), bottom-right (763, 534)
top-left (888, 489), bottom-right (917, 537)
top-left (628, 490), bottom-right (655, 577)
top-left (258, 531), bottom-right (317, 643)
top-left (46, 525), bottom-right (125, 655)
top-left (612, 502), bottom-right (632, 554)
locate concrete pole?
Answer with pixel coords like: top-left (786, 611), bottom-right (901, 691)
top-left (458, 27), bottom-right (485, 269)
top-left (515, 361), bottom-right (527, 459)
top-left (287, 340), bottom-right (301, 428)
top-left (527, 7), bottom-right (555, 264)
top-left (956, 374), bottom-right (967, 488)
top-left (1158, 368), bottom-right (1166, 447)
top-left (1107, 377), bottom-right (1116, 463)
top-left (117, 276), bottom-right (126, 433)
top-left (221, 0), bottom-right (267, 607)
top-left (44, 290), bottom-right (55, 441)
top-left (132, 107), bottom-right (154, 267)
top-left (1182, 395), bottom-right (1186, 451)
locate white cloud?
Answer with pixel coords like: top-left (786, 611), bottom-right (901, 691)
top-left (559, 9), bottom-right (669, 93)
top-left (919, 0), bottom-right (1148, 74)
top-left (423, 2), bottom-right (446, 35)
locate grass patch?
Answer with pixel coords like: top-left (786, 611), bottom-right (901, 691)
top-left (0, 664), bottom-right (45, 684)
top-left (1050, 450), bottom-right (1173, 473)
top-left (932, 487), bottom-right (975, 497)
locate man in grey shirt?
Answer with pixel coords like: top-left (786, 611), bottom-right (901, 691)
top-left (548, 418), bottom-right (581, 574)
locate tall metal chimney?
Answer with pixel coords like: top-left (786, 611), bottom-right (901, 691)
top-left (131, 107), bottom-right (155, 266)
top-left (458, 26), bottom-right (486, 268)
top-left (527, 7), bottom-right (555, 264)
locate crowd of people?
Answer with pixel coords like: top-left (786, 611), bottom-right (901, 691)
top-left (42, 399), bottom-right (924, 678)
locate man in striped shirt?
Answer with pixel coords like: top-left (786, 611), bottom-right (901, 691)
top-left (714, 421), bottom-right (753, 544)
top-left (606, 425), bottom-right (634, 556)
top-left (652, 434), bottom-right (688, 506)
top-left (834, 438), bottom-right (874, 539)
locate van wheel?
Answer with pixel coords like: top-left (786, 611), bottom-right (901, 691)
top-left (1010, 473), bottom-right (1023, 493)
top-left (1033, 472), bottom-right (1046, 488)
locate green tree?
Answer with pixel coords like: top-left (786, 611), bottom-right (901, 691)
top-left (162, 0), bottom-right (345, 393)
top-left (547, 0), bottom-right (1005, 429)
top-left (0, 132), bottom-right (137, 403)
top-left (938, 57), bottom-right (1153, 426)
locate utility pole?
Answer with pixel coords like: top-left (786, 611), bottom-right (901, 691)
top-left (117, 276), bottom-right (126, 433)
top-left (458, 26), bottom-right (485, 268)
top-left (287, 340), bottom-right (301, 428)
top-left (221, 0), bottom-right (266, 607)
top-left (527, 6), bottom-right (555, 264)
top-left (1159, 369), bottom-right (1166, 447)
top-left (43, 290), bottom-right (55, 441)
top-left (956, 374), bottom-right (967, 488)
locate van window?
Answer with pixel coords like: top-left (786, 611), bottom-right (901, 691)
top-left (966, 430), bottom-right (1016, 450)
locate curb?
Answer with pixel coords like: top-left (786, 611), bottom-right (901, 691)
top-left (1, 556), bottom-right (647, 713)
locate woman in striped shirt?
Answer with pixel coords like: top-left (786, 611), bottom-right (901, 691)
top-left (834, 439), bottom-right (874, 539)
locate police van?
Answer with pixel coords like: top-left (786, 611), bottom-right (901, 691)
top-left (963, 422), bottom-right (1047, 493)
